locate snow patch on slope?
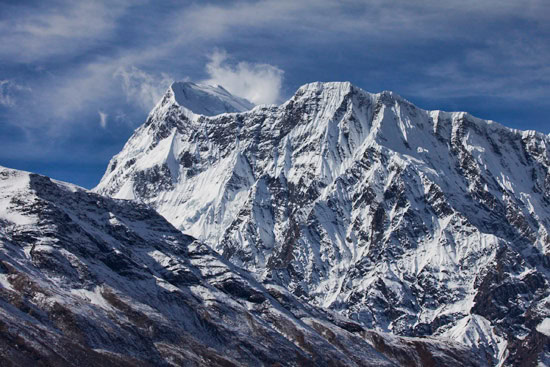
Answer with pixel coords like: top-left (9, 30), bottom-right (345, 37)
top-left (441, 314), bottom-right (508, 365)
top-left (0, 167), bottom-right (35, 225)
top-left (537, 318), bottom-right (550, 337)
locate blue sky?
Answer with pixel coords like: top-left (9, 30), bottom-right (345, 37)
top-left (1, 0), bottom-right (549, 188)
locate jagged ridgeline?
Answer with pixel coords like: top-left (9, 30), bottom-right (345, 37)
top-left (95, 81), bottom-right (550, 366)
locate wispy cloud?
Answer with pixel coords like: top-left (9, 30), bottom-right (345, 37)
top-left (0, 1), bottom-right (132, 63)
top-left (173, 0), bottom-right (549, 44)
top-left (202, 50), bottom-right (284, 104)
top-left (0, 80), bottom-right (30, 107)
top-left (6, 61), bottom-right (173, 134)
top-left (98, 111), bottom-right (108, 129)
top-left (40, 62), bottom-right (118, 121)
top-left (409, 35), bottom-right (550, 101)
top-left (115, 66), bottom-right (174, 111)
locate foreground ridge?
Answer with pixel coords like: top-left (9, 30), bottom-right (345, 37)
top-left (96, 81), bottom-right (550, 366)
top-left (0, 166), bottom-right (484, 366)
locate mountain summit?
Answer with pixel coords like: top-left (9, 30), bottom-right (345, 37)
top-left (96, 81), bottom-right (550, 366)
top-left (168, 81), bottom-right (254, 116)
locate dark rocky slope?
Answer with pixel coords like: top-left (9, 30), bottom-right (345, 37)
top-left (0, 166), bottom-right (485, 366)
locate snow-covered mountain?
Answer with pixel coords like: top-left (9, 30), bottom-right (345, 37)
top-left (0, 166), bottom-right (485, 366)
top-left (96, 81), bottom-right (550, 366)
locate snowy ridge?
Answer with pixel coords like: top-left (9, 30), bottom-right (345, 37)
top-left (96, 81), bottom-right (550, 366)
top-left (0, 166), bottom-right (485, 366)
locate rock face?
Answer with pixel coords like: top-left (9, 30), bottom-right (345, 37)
top-left (0, 166), bottom-right (487, 366)
top-left (96, 81), bottom-right (550, 366)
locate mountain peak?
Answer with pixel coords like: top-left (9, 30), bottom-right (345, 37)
top-left (293, 81), bottom-right (354, 99)
top-left (298, 81), bottom-right (352, 92)
top-left (167, 81), bottom-right (254, 116)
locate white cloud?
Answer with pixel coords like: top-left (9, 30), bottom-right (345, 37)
top-left (0, 80), bottom-right (30, 107)
top-left (408, 35), bottom-right (550, 101)
top-left (202, 50), bottom-right (284, 105)
top-left (1, 60), bottom-right (173, 137)
top-left (3, 60), bottom-right (124, 136)
top-left (98, 111), bottom-right (108, 128)
top-left (42, 62), bottom-right (118, 121)
top-left (0, 1), bottom-right (132, 63)
top-left (0, 81), bottom-right (17, 107)
top-left (173, 0), bottom-right (549, 46)
top-left (115, 66), bottom-right (173, 110)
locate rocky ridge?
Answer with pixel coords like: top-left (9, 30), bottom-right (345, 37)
top-left (0, 166), bottom-right (489, 366)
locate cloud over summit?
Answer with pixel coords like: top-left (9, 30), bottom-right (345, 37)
top-left (202, 50), bottom-right (284, 105)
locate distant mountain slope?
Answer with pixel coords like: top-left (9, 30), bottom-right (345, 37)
top-left (0, 166), bottom-right (487, 366)
top-left (95, 81), bottom-right (550, 366)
